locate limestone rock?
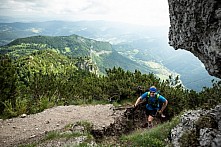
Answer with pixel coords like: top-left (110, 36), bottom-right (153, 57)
top-left (168, 0), bottom-right (221, 78)
top-left (170, 105), bottom-right (221, 147)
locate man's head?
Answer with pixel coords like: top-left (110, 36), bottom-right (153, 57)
top-left (149, 86), bottom-right (157, 92)
top-left (149, 86), bottom-right (157, 96)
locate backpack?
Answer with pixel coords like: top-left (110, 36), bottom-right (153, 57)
top-left (146, 91), bottom-right (160, 108)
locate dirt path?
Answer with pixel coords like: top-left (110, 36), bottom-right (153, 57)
top-left (0, 104), bottom-right (125, 147)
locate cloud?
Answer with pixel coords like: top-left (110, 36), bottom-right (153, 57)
top-left (0, 0), bottom-right (169, 26)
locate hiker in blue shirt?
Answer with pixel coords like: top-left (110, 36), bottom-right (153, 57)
top-left (134, 86), bottom-right (168, 128)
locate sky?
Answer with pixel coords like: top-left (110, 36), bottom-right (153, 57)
top-left (0, 0), bottom-right (170, 26)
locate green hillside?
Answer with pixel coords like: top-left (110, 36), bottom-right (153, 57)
top-left (1, 34), bottom-right (112, 58)
top-left (92, 49), bottom-right (151, 74)
top-left (16, 49), bottom-right (77, 75)
top-left (0, 34), bottom-right (153, 75)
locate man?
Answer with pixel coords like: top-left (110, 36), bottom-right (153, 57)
top-left (134, 86), bottom-right (168, 128)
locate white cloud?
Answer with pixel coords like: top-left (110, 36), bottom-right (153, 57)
top-left (0, 0), bottom-right (170, 26)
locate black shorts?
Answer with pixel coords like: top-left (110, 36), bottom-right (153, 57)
top-left (145, 109), bottom-right (157, 117)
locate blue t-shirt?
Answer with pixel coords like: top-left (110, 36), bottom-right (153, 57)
top-left (141, 92), bottom-right (167, 110)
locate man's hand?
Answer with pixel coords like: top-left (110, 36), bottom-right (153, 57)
top-left (158, 110), bottom-right (165, 118)
top-left (158, 110), bottom-right (162, 114)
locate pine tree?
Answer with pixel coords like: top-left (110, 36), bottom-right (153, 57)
top-left (0, 55), bottom-right (18, 114)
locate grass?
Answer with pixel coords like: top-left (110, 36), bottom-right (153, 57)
top-left (43, 130), bottom-right (83, 141)
top-left (119, 115), bottom-right (180, 147)
top-left (43, 121), bottom-right (94, 141)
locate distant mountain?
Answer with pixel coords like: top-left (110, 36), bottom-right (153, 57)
top-left (2, 34), bottom-right (112, 57)
top-left (0, 34), bottom-right (153, 75)
top-left (0, 20), bottom-right (166, 46)
top-left (0, 20), bottom-right (218, 91)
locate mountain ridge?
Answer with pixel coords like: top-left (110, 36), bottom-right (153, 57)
top-left (0, 34), bottom-right (154, 75)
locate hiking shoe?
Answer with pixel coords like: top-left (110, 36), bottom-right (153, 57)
top-left (148, 124), bottom-right (153, 128)
top-left (142, 123), bottom-right (148, 128)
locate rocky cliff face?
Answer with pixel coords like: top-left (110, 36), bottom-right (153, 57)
top-left (168, 0), bottom-right (221, 79)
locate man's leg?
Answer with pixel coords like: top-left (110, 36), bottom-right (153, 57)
top-left (147, 115), bottom-right (154, 128)
top-left (147, 109), bottom-right (157, 128)
top-left (142, 110), bottom-right (151, 128)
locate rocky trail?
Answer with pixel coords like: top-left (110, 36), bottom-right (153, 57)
top-left (0, 104), bottom-right (127, 147)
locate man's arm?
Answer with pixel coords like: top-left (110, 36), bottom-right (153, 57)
top-left (158, 100), bottom-right (168, 114)
top-left (134, 96), bottom-right (142, 107)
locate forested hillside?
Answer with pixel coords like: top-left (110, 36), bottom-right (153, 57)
top-left (0, 34), bottom-right (152, 75)
top-left (1, 34), bottom-right (112, 58)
